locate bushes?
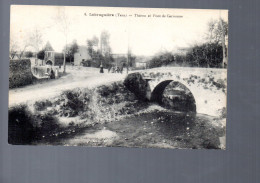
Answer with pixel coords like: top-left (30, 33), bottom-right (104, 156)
top-left (219, 107), bottom-right (227, 119)
top-left (9, 59), bottom-right (33, 88)
top-left (148, 52), bottom-right (175, 68)
top-left (59, 89), bottom-right (91, 117)
top-left (34, 100), bottom-right (52, 111)
top-left (63, 91), bottom-right (84, 111)
top-left (81, 59), bottom-right (92, 67)
top-left (97, 82), bottom-right (122, 97)
top-left (8, 104), bottom-right (67, 144)
top-left (8, 105), bottom-right (41, 144)
top-left (146, 43), bottom-right (225, 68)
top-left (185, 43), bottom-right (223, 67)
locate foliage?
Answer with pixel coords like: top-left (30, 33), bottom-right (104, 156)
top-left (63, 40), bottom-right (79, 63)
top-left (9, 38), bottom-right (18, 59)
top-left (219, 107), bottom-right (227, 119)
top-left (100, 31), bottom-right (111, 56)
top-left (8, 105), bottom-right (41, 144)
top-left (86, 31), bottom-right (114, 68)
top-left (206, 19), bottom-right (228, 44)
top-left (24, 51), bottom-right (34, 58)
top-left (37, 49), bottom-right (45, 60)
top-left (10, 28), bottom-right (42, 60)
top-left (9, 59), bottom-right (33, 88)
top-left (37, 42), bottom-right (54, 60)
top-left (206, 18), bottom-right (228, 67)
top-left (60, 90), bottom-right (85, 117)
top-left (28, 27), bottom-right (43, 55)
top-left (145, 18), bottom-right (228, 69)
top-left (147, 42), bottom-right (225, 69)
top-left (185, 43), bottom-right (223, 67)
top-left (81, 59), bottom-right (92, 67)
top-left (148, 52), bottom-right (175, 68)
top-left (34, 100), bottom-right (52, 111)
top-left (87, 36), bottom-right (99, 58)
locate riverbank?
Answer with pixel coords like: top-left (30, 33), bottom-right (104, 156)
top-left (8, 80), bottom-right (226, 149)
top-left (60, 110), bottom-right (225, 149)
top-left (8, 81), bottom-right (146, 144)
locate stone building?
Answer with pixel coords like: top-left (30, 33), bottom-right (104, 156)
top-left (73, 46), bottom-right (91, 66)
top-left (44, 51), bottom-right (64, 66)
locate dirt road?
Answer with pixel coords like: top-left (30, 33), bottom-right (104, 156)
top-left (9, 66), bottom-right (126, 107)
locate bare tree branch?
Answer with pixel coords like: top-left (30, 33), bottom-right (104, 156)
top-left (54, 7), bottom-right (71, 73)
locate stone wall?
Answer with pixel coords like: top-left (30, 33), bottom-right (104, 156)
top-left (9, 59), bottom-right (33, 88)
top-left (32, 65), bottom-right (60, 78)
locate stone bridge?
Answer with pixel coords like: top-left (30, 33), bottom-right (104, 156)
top-left (128, 67), bottom-right (227, 117)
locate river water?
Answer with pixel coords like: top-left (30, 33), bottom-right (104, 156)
top-left (8, 95), bottom-right (225, 149)
top-left (59, 106), bottom-right (225, 149)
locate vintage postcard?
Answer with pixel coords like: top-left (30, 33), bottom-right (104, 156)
top-left (9, 5), bottom-right (228, 149)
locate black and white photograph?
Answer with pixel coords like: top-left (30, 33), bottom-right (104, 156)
top-left (8, 5), bottom-right (228, 149)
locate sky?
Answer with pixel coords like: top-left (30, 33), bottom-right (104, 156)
top-left (10, 5), bottom-right (228, 56)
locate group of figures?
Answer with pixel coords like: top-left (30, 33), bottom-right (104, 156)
top-left (107, 65), bottom-right (124, 74)
top-left (46, 67), bottom-right (59, 79)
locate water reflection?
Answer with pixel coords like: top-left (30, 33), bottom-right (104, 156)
top-left (153, 111), bottom-right (196, 137)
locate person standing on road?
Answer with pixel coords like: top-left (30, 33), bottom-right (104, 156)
top-left (100, 63), bottom-right (104, 73)
top-left (50, 68), bottom-right (55, 79)
top-left (55, 68), bottom-right (59, 78)
top-left (108, 65), bottom-right (111, 73)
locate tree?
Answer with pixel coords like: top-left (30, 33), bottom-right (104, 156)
top-left (37, 49), bottom-right (45, 60)
top-left (55, 7), bottom-right (70, 73)
top-left (100, 30), bottom-right (111, 56)
top-left (9, 38), bottom-right (18, 59)
top-left (148, 52), bottom-right (175, 68)
top-left (206, 20), bottom-right (217, 67)
top-left (86, 32), bottom-right (113, 68)
top-left (63, 40), bottom-right (79, 63)
top-left (185, 43), bottom-right (223, 68)
top-left (219, 18), bottom-right (228, 67)
top-left (206, 18), bottom-right (228, 67)
top-left (25, 51), bottom-right (34, 58)
top-left (17, 44), bottom-right (29, 59)
top-left (9, 35), bottom-right (29, 60)
top-left (87, 36), bottom-right (99, 58)
top-left (28, 27), bottom-right (43, 61)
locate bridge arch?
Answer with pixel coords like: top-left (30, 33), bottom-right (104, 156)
top-left (150, 80), bottom-right (196, 112)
